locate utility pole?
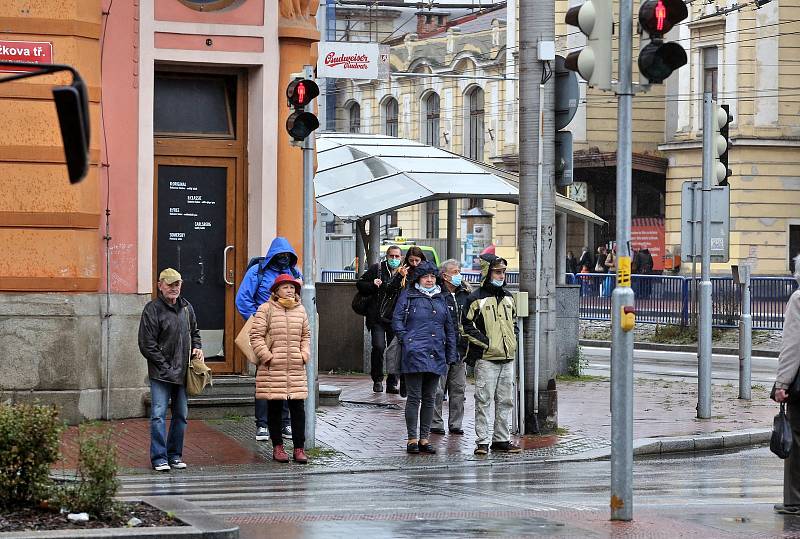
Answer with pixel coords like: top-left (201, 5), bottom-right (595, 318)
top-left (697, 92), bottom-right (713, 419)
top-left (518, 0), bottom-right (557, 432)
top-left (610, 0), bottom-right (635, 521)
top-left (300, 65), bottom-right (319, 449)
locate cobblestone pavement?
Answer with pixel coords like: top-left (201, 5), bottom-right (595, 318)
top-left (57, 373), bottom-right (775, 474)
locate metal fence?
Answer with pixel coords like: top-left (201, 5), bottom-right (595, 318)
top-left (322, 269), bottom-right (797, 330)
top-left (570, 273), bottom-right (796, 330)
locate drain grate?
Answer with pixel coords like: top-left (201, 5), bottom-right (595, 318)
top-left (340, 400), bottom-right (402, 410)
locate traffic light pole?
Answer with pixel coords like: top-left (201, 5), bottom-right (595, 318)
top-left (302, 67), bottom-right (318, 449)
top-left (610, 0), bottom-right (634, 521)
top-left (698, 92), bottom-right (713, 419)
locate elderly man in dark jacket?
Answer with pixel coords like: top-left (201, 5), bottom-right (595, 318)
top-left (357, 245), bottom-right (403, 393)
top-left (138, 268), bottom-right (202, 472)
top-left (431, 258), bottom-right (471, 436)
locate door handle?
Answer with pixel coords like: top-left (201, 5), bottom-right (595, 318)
top-left (223, 245), bottom-right (234, 286)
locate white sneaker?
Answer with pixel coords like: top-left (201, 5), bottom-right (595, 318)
top-left (255, 427), bottom-right (269, 441)
top-left (153, 462), bottom-right (171, 472)
top-left (169, 459), bottom-right (187, 469)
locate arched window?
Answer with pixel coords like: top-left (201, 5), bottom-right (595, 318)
top-left (465, 86), bottom-right (485, 161)
top-left (348, 102), bottom-right (361, 133)
top-left (423, 92), bottom-right (440, 147)
top-left (383, 97), bottom-right (398, 137)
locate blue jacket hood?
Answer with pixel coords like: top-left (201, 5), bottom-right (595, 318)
top-left (264, 237), bottom-right (298, 267)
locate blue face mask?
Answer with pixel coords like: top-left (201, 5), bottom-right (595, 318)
top-left (491, 279), bottom-right (505, 287)
top-left (387, 258), bottom-right (401, 269)
top-left (449, 273), bottom-right (462, 287)
top-left (421, 285), bottom-right (437, 293)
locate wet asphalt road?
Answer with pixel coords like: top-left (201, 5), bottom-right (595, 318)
top-left (120, 446), bottom-right (799, 538)
top-left (583, 346), bottom-right (778, 384)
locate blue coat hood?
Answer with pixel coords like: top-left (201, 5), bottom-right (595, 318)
top-left (235, 237), bottom-right (303, 319)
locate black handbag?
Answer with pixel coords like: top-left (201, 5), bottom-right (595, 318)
top-left (351, 291), bottom-right (371, 317)
top-left (771, 402), bottom-right (793, 459)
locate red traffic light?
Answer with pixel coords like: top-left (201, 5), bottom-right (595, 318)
top-left (286, 78), bottom-right (319, 108)
top-left (639, 0), bottom-right (687, 35)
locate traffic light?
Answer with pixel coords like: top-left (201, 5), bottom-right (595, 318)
top-left (286, 77), bottom-right (319, 141)
top-left (638, 0), bottom-right (688, 84)
top-left (554, 55), bottom-right (578, 188)
top-left (713, 103), bottom-right (732, 186)
top-left (564, 0), bottom-right (613, 91)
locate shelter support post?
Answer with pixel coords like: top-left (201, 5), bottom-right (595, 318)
top-left (368, 216), bottom-right (380, 266)
top-left (447, 200), bottom-right (459, 262)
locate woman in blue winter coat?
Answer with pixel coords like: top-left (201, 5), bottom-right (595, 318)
top-left (392, 260), bottom-right (457, 455)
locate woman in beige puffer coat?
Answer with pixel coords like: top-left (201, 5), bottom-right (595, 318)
top-left (249, 273), bottom-right (310, 463)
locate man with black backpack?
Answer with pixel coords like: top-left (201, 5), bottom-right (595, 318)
top-left (356, 245), bottom-right (403, 393)
top-left (236, 237), bottom-right (303, 442)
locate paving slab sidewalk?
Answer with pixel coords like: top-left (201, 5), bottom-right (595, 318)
top-left (57, 374), bottom-right (776, 475)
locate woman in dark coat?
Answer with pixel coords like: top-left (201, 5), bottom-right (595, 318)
top-left (392, 260), bottom-right (457, 454)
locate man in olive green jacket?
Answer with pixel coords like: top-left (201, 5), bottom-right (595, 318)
top-left (462, 254), bottom-right (520, 456)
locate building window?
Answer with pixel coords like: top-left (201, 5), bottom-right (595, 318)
top-left (154, 73), bottom-right (236, 138)
top-left (348, 102), bottom-right (361, 133)
top-left (178, 0), bottom-right (240, 12)
top-left (465, 197), bottom-right (483, 210)
top-left (465, 87), bottom-right (485, 161)
top-left (384, 97), bottom-right (398, 137)
top-left (790, 224), bottom-right (800, 273)
top-left (425, 200), bottom-right (440, 238)
top-left (424, 92), bottom-right (440, 147)
top-left (703, 47), bottom-right (718, 100)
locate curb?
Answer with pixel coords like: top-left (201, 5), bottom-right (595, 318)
top-left (563, 427), bottom-right (771, 462)
top-left (0, 496), bottom-right (238, 539)
top-left (580, 339), bottom-right (779, 358)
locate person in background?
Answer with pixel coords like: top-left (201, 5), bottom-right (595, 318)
top-left (578, 246), bottom-right (594, 274)
top-left (235, 237), bottom-right (302, 442)
top-left (566, 250), bottom-right (579, 275)
top-left (357, 245), bottom-right (403, 393)
top-left (462, 254), bottom-right (521, 456)
top-left (249, 274), bottom-right (311, 464)
top-left (773, 254), bottom-right (800, 514)
top-left (392, 261), bottom-right (457, 455)
top-left (138, 268), bottom-right (202, 472)
top-left (431, 259), bottom-right (470, 436)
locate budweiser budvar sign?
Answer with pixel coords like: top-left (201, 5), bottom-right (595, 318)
top-left (317, 42), bottom-right (389, 80)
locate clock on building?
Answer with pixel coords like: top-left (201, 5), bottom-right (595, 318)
top-left (570, 181), bottom-right (587, 203)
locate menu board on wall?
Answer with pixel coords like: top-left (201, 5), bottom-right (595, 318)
top-left (157, 165), bottom-right (227, 331)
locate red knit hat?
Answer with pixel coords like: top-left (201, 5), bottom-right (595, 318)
top-left (270, 273), bottom-right (301, 294)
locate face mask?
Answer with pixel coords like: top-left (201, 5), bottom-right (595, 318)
top-left (491, 279), bottom-right (505, 287)
top-left (449, 273), bottom-right (462, 287)
top-left (387, 258), bottom-right (401, 269)
top-left (272, 254), bottom-right (291, 269)
top-left (421, 285), bottom-right (437, 293)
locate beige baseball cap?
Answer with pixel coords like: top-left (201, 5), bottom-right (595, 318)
top-left (158, 268), bottom-right (182, 284)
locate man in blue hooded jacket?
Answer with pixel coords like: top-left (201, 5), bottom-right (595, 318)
top-left (235, 237), bottom-right (303, 441)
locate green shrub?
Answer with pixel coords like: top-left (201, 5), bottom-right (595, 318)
top-left (0, 403), bottom-right (63, 508)
top-left (54, 425), bottom-right (121, 517)
top-left (567, 346), bottom-right (587, 377)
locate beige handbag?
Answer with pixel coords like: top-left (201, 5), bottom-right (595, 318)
top-left (235, 315), bottom-right (258, 365)
top-left (185, 311), bottom-right (212, 396)
top-left (236, 307), bottom-right (272, 366)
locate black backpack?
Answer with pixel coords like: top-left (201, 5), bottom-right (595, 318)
top-left (352, 291), bottom-right (371, 316)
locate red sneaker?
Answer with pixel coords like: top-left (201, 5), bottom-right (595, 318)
top-left (273, 444), bottom-right (289, 463)
top-left (293, 448), bottom-right (308, 464)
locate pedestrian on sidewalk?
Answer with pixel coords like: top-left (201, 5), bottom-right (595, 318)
top-left (462, 254), bottom-right (521, 456)
top-left (392, 261), bottom-right (457, 455)
top-left (357, 245), bottom-right (403, 394)
top-left (602, 244), bottom-right (617, 298)
top-left (235, 237), bottom-right (301, 442)
top-left (772, 253), bottom-right (800, 514)
top-left (386, 245), bottom-right (427, 397)
top-left (138, 268), bottom-right (202, 472)
top-left (431, 259), bottom-right (470, 436)
top-left (249, 274), bottom-right (311, 464)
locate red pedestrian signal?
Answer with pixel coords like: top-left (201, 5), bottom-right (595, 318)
top-left (638, 0), bottom-right (688, 84)
top-left (286, 77), bottom-right (319, 142)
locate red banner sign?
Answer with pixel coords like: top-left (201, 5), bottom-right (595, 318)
top-left (631, 217), bottom-right (665, 271)
top-left (0, 40), bottom-right (53, 73)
